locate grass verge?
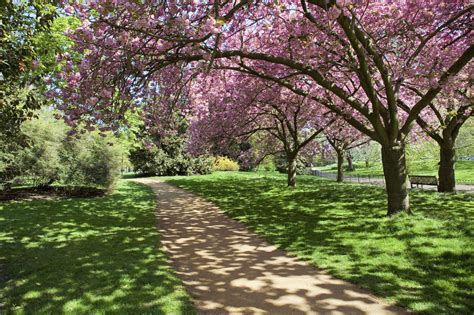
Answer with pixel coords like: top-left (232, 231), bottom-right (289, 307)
top-left (165, 171), bottom-right (473, 315)
top-left (0, 180), bottom-right (194, 314)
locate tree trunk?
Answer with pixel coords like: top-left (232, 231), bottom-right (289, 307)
top-left (381, 144), bottom-right (411, 215)
top-left (287, 155), bottom-right (297, 187)
top-left (336, 151), bottom-right (344, 182)
top-left (438, 139), bottom-right (456, 192)
top-left (347, 152), bottom-right (354, 171)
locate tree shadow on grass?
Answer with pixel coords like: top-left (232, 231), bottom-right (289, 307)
top-left (167, 173), bottom-right (474, 314)
top-left (0, 181), bottom-right (194, 314)
top-left (134, 180), bottom-right (406, 314)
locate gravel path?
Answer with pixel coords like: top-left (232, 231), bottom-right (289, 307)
top-left (134, 178), bottom-right (408, 315)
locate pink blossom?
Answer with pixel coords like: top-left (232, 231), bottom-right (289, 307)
top-left (327, 6), bottom-right (342, 20)
top-left (64, 5), bottom-right (74, 15)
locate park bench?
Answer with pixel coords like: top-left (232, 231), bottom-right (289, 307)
top-left (409, 175), bottom-right (438, 189)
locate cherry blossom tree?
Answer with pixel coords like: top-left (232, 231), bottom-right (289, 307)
top-left (188, 69), bottom-right (333, 186)
top-left (54, 0), bottom-right (473, 215)
top-left (324, 119), bottom-right (369, 182)
top-left (400, 77), bottom-right (473, 192)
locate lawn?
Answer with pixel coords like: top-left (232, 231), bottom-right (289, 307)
top-left (165, 171), bottom-right (474, 315)
top-left (0, 181), bottom-right (194, 314)
top-left (316, 160), bottom-right (474, 184)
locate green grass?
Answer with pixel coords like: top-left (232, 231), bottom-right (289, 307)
top-left (0, 181), bottom-right (194, 314)
top-left (316, 160), bottom-right (474, 184)
top-left (165, 171), bottom-right (474, 315)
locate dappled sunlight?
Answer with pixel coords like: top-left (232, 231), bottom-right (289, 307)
top-left (0, 181), bottom-right (193, 314)
top-left (164, 172), bottom-right (474, 314)
top-left (136, 178), bottom-right (406, 314)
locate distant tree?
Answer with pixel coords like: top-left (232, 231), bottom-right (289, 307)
top-left (352, 142), bottom-right (381, 169)
top-left (324, 119), bottom-right (369, 182)
top-left (456, 119), bottom-right (474, 159)
top-left (188, 70), bottom-right (333, 186)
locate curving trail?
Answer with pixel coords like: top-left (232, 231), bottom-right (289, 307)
top-left (134, 178), bottom-right (408, 315)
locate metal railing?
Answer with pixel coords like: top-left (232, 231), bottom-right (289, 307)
top-left (310, 169), bottom-right (386, 186)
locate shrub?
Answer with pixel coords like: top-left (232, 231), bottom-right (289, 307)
top-left (213, 156), bottom-right (240, 171)
top-left (20, 118), bottom-right (65, 187)
top-left (258, 156), bottom-right (275, 171)
top-left (59, 133), bottom-right (123, 190)
top-left (129, 118), bottom-right (215, 177)
top-left (237, 149), bottom-right (258, 171)
top-left (128, 147), bottom-right (157, 176)
top-left (1, 111), bottom-right (125, 191)
top-left (0, 113), bottom-right (67, 188)
top-left (189, 156), bottom-right (214, 175)
top-left (129, 147), bottom-right (213, 176)
top-left (16, 143), bottom-right (62, 187)
top-left (130, 147), bottom-right (182, 176)
top-left (274, 154), bottom-right (310, 175)
top-left (0, 136), bottom-right (26, 189)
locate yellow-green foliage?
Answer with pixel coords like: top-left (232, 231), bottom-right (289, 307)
top-left (213, 156), bottom-right (239, 171)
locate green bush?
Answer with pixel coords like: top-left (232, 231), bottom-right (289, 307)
top-left (274, 154), bottom-right (310, 175)
top-left (213, 156), bottom-right (240, 171)
top-left (128, 147), bottom-right (157, 176)
top-left (17, 114), bottom-right (66, 187)
top-left (258, 156), bottom-right (275, 171)
top-left (189, 156), bottom-right (214, 175)
top-left (129, 147), bottom-right (213, 176)
top-left (0, 113), bottom-right (66, 188)
top-left (129, 117), bottom-right (213, 177)
top-left (59, 133), bottom-right (123, 190)
top-left (0, 136), bottom-right (26, 189)
top-left (0, 111), bottom-right (124, 191)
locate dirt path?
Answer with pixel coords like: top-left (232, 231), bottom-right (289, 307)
top-left (134, 178), bottom-right (408, 315)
